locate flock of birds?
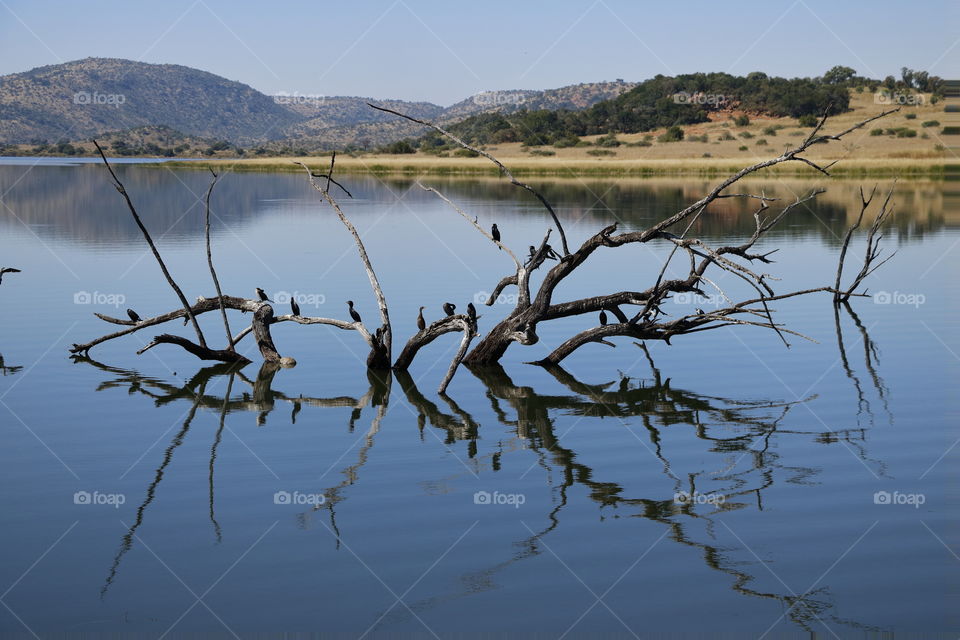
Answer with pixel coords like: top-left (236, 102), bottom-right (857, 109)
top-left (120, 223), bottom-right (640, 333)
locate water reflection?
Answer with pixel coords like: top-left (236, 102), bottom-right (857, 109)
top-left (0, 353), bottom-right (23, 375)
top-left (74, 317), bottom-right (889, 631)
top-left (0, 164), bottom-right (954, 246)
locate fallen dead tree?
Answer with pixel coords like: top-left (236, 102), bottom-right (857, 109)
top-left (71, 107), bottom-right (899, 388)
top-left (371, 103), bottom-right (900, 366)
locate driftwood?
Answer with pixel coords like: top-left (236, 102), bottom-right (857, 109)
top-left (74, 107), bottom-right (900, 384)
top-left (371, 106), bottom-right (900, 366)
top-left (296, 157), bottom-right (392, 369)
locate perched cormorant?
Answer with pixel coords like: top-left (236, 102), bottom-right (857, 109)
top-left (528, 245), bottom-right (537, 260)
top-left (443, 302), bottom-right (456, 316)
top-left (491, 224), bottom-right (501, 247)
top-left (347, 300), bottom-right (362, 323)
top-left (599, 310), bottom-right (608, 326)
top-left (695, 308), bottom-right (705, 316)
top-left (126, 308), bottom-right (142, 323)
top-left (416, 306), bottom-right (426, 331)
top-left (255, 287), bottom-right (271, 302)
top-left (291, 298), bottom-right (301, 317)
top-left (466, 302), bottom-right (477, 323)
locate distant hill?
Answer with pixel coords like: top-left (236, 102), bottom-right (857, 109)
top-left (269, 81), bottom-right (637, 150)
top-left (0, 58), bottom-right (302, 144)
top-left (0, 58), bottom-right (634, 151)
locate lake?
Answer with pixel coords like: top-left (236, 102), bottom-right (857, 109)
top-left (0, 158), bottom-right (956, 637)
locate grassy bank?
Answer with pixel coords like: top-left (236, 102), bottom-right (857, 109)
top-left (155, 155), bottom-right (953, 178)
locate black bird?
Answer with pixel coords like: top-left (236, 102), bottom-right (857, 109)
top-left (291, 298), bottom-right (301, 317)
top-left (599, 310), bottom-right (608, 326)
top-left (255, 287), bottom-right (271, 302)
top-left (347, 300), bottom-right (362, 323)
top-left (491, 224), bottom-right (501, 247)
top-left (528, 245), bottom-right (537, 260)
top-left (695, 308), bottom-right (705, 316)
top-left (443, 302), bottom-right (456, 316)
top-left (126, 308), bottom-right (142, 323)
top-left (466, 302), bottom-right (477, 323)
top-left (416, 306), bottom-right (426, 331)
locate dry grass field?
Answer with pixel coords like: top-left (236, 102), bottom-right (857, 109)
top-left (163, 91), bottom-right (958, 177)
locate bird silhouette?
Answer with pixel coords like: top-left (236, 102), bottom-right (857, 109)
top-left (347, 300), bottom-right (362, 323)
top-left (491, 224), bottom-right (501, 248)
top-left (255, 287), bottom-right (271, 302)
top-left (416, 306), bottom-right (426, 331)
top-left (466, 302), bottom-right (477, 323)
top-left (126, 309), bottom-right (142, 323)
top-left (443, 302), bottom-right (456, 316)
top-left (291, 298), bottom-right (301, 316)
top-left (599, 310), bottom-right (608, 326)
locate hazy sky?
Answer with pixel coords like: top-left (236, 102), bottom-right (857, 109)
top-left (1, 0), bottom-right (957, 105)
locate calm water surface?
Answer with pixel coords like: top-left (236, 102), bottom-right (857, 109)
top-left (0, 159), bottom-right (957, 637)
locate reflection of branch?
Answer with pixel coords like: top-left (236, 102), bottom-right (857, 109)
top-left (101, 386), bottom-right (203, 597)
top-left (0, 353), bottom-right (23, 375)
top-left (209, 374), bottom-right (233, 543)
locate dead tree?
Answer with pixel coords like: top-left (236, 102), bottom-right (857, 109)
top-left (373, 104), bottom-right (900, 366)
top-left (73, 107), bottom-right (901, 385)
top-left (296, 155), bottom-right (393, 368)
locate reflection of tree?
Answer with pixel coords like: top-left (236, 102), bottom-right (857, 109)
top-left (77, 346), bottom-right (883, 632)
top-left (75, 355), bottom-right (384, 596)
top-left (0, 353), bottom-right (23, 376)
top-left (383, 356), bottom-right (879, 633)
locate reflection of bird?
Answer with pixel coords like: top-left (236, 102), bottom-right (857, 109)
top-left (255, 287), bottom-right (271, 302)
top-left (599, 310), bottom-right (608, 326)
top-left (347, 300), bottom-right (362, 323)
top-left (126, 308), bottom-right (142, 323)
top-left (416, 306), bottom-right (426, 331)
top-left (291, 298), bottom-right (301, 316)
top-left (466, 302), bottom-right (477, 323)
top-left (491, 224), bottom-right (501, 248)
top-left (443, 302), bottom-right (456, 316)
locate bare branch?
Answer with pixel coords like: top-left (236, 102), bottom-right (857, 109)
top-left (92, 140), bottom-right (207, 348)
top-left (368, 102), bottom-right (571, 256)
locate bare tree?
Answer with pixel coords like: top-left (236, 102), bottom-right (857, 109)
top-left (72, 108), bottom-right (900, 385)
top-left (372, 105), bottom-right (900, 366)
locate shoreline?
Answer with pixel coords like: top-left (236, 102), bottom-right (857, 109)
top-left (148, 156), bottom-right (954, 178)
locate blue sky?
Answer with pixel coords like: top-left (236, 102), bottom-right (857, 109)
top-left (1, 0), bottom-right (956, 105)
